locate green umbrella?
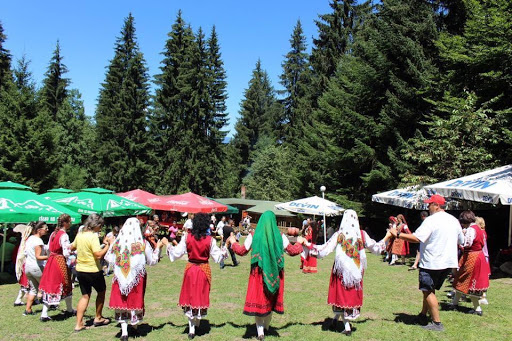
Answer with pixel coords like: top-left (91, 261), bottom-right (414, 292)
top-left (41, 188), bottom-right (74, 200)
top-left (0, 181), bottom-right (81, 272)
top-left (0, 182), bottom-right (81, 223)
top-left (51, 187), bottom-right (151, 217)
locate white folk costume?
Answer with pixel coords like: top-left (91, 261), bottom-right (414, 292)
top-left (106, 218), bottom-right (161, 339)
top-left (314, 209), bottom-right (383, 334)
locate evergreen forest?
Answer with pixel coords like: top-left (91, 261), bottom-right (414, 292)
top-left (1, 0), bottom-right (511, 219)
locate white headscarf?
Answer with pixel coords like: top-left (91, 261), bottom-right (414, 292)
top-left (112, 218), bottom-right (147, 295)
top-left (15, 225), bottom-right (33, 281)
top-left (333, 209), bottom-right (367, 288)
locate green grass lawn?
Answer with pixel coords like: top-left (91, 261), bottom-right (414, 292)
top-left (1, 242), bottom-right (511, 341)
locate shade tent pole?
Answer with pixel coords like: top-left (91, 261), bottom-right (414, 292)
top-left (321, 186), bottom-right (327, 244)
top-left (1, 226), bottom-right (6, 273)
top-left (509, 206), bottom-right (512, 247)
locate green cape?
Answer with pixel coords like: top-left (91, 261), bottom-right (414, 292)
top-left (250, 211), bottom-right (284, 294)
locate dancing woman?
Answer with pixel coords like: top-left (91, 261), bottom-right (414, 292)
top-left (389, 214), bottom-right (411, 265)
top-left (23, 221), bottom-right (49, 316)
top-left (450, 211), bottom-right (491, 316)
top-left (313, 209), bottom-right (383, 335)
top-left (226, 211), bottom-right (303, 340)
top-left (301, 221), bottom-right (318, 273)
top-left (106, 218), bottom-right (164, 340)
top-left (163, 213), bottom-right (227, 339)
top-left (39, 214), bottom-right (75, 321)
top-left (14, 225), bottom-right (32, 307)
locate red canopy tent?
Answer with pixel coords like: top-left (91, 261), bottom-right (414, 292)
top-left (116, 189), bottom-right (175, 211)
top-left (161, 192), bottom-right (228, 214)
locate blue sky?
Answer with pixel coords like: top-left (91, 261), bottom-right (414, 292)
top-left (1, 1), bottom-right (332, 135)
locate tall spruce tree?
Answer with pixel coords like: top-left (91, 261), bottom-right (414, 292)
top-left (310, 0), bottom-right (371, 96)
top-left (232, 60), bottom-right (282, 183)
top-left (152, 11), bottom-right (196, 194)
top-left (55, 89), bottom-right (94, 190)
top-left (95, 13), bottom-right (152, 191)
top-left (0, 21), bottom-right (12, 92)
top-left (279, 20), bottom-right (312, 148)
top-left (39, 41), bottom-right (70, 120)
top-left (312, 0), bottom-right (440, 214)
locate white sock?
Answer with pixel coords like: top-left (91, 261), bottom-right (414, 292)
top-left (188, 318), bottom-right (195, 334)
top-left (65, 296), bottom-right (73, 312)
top-left (121, 321), bottom-right (128, 336)
top-left (255, 317), bottom-right (265, 336)
top-left (15, 290), bottom-right (25, 304)
top-left (341, 316), bottom-right (351, 331)
top-left (41, 304), bottom-right (49, 318)
top-left (452, 291), bottom-right (461, 306)
top-left (264, 313), bottom-right (272, 330)
top-left (470, 297), bottom-right (482, 312)
top-left (390, 254), bottom-right (397, 264)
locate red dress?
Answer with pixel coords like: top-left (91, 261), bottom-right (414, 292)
top-left (328, 231), bottom-right (366, 313)
top-left (391, 224), bottom-right (410, 256)
top-left (109, 275), bottom-right (147, 323)
top-left (39, 230), bottom-right (72, 305)
top-left (453, 224), bottom-right (490, 295)
top-left (232, 238), bottom-right (302, 316)
top-left (179, 235), bottom-right (213, 310)
top-left (302, 230), bottom-right (317, 273)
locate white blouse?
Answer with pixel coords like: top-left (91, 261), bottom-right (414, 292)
top-left (242, 233), bottom-right (291, 252)
top-left (166, 233), bottom-right (227, 263)
top-left (314, 230), bottom-right (384, 258)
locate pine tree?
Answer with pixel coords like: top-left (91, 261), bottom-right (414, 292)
top-left (95, 13), bottom-right (152, 191)
top-left (313, 0), bottom-right (440, 214)
top-left (55, 89), bottom-right (94, 190)
top-left (279, 20), bottom-right (312, 149)
top-left (243, 145), bottom-right (300, 201)
top-left (0, 21), bottom-right (12, 92)
top-left (39, 41), bottom-right (70, 120)
top-left (232, 60), bottom-right (282, 183)
top-left (152, 11), bottom-right (196, 194)
top-left (310, 0), bottom-right (371, 95)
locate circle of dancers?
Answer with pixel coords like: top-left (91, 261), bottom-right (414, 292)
top-left (11, 198), bottom-right (490, 339)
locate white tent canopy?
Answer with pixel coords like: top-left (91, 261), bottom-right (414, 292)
top-left (424, 164), bottom-right (512, 205)
top-left (372, 186), bottom-right (429, 210)
top-left (425, 164), bottom-right (512, 245)
top-left (275, 196), bottom-right (344, 216)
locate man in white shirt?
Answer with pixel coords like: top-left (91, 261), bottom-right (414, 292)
top-left (389, 194), bottom-right (463, 331)
top-left (216, 216), bottom-right (226, 237)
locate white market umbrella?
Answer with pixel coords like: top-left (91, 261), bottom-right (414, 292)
top-left (425, 164), bottom-right (512, 245)
top-left (275, 196), bottom-right (344, 216)
top-left (275, 196), bottom-right (344, 243)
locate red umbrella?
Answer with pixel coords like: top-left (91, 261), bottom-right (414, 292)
top-left (116, 189), bottom-right (174, 211)
top-left (160, 192), bottom-right (228, 214)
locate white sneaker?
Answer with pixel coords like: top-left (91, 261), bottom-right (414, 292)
top-left (479, 298), bottom-right (488, 305)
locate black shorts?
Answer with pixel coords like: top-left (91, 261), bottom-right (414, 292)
top-left (76, 271), bottom-right (106, 295)
top-left (418, 268), bottom-right (451, 292)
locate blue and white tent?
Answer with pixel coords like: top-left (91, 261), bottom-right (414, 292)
top-left (372, 185), bottom-right (429, 210)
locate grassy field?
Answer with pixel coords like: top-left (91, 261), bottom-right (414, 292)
top-left (1, 241), bottom-right (511, 341)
